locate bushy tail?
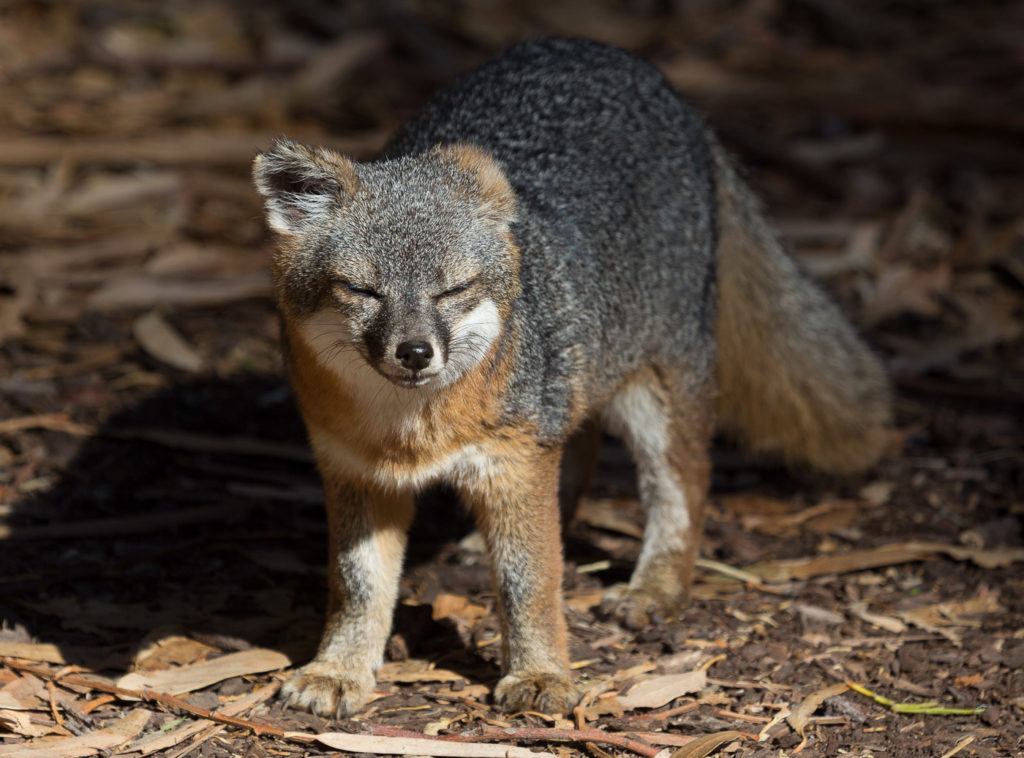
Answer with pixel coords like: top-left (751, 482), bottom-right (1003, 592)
top-left (711, 139), bottom-right (891, 473)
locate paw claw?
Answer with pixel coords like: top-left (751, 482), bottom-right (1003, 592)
top-left (600, 583), bottom-right (668, 630)
top-left (280, 662), bottom-right (374, 718)
top-left (494, 672), bottom-right (579, 714)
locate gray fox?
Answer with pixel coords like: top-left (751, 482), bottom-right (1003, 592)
top-left (253, 38), bottom-right (891, 717)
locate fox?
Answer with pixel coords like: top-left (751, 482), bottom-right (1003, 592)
top-left (252, 38), bottom-right (891, 717)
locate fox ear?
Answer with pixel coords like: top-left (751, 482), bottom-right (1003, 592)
top-left (252, 139), bottom-right (358, 236)
top-left (436, 144), bottom-right (516, 225)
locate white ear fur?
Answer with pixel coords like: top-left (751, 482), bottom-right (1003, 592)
top-left (252, 139), bottom-right (358, 236)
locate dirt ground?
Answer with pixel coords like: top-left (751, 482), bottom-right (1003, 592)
top-left (1, 2), bottom-right (1023, 757)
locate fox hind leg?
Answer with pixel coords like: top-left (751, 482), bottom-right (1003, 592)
top-left (600, 367), bottom-right (713, 629)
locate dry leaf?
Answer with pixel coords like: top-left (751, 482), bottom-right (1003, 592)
top-left (796, 221), bottom-right (881, 278)
top-left (658, 650), bottom-right (704, 674)
top-left (0, 675), bottom-right (46, 711)
top-left (0, 709), bottom-right (63, 738)
top-left (564, 589), bottom-right (605, 613)
top-left (719, 494), bottom-right (796, 529)
top-left (863, 262), bottom-right (951, 326)
top-left (859, 481), bottom-right (894, 507)
top-left (132, 310), bottom-right (204, 372)
top-left (431, 594), bottom-right (489, 622)
top-left (758, 706), bottom-right (791, 742)
top-left (0, 643), bottom-right (66, 666)
top-left (0, 264), bottom-right (35, 346)
top-left (748, 541), bottom-right (1024, 582)
top-left (434, 684), bottom-right (489, 701)
top-left (888, 289), bottom-right (1023, 375)
top-left (116, 649), bottom-right (290, 695)
top-left (953, 673), bottom-right (984, 688)
top-left (0, 707), bottom-right (150, 757)
top-left (788, 682), bottom-right (849, 736)
top-left (291, 33), bottom-right (385, 103)
top-left (668, 730), bottom-right (746, 758)
top-left (617, 670), bottom-right (707, 710)
top-left (88, 270), bottom-right (271, 310)
top-left (576, 498), bottom-right (645, 539)
top-left (579, 696), bottom-right (626, 720)
top-left (125, 683), bottom-right (278, 756)
top-left (144, 243), bottom-right (261, 276)
top-left (742, 500), bottom-right (865, 536)
top-left (0, 131), bottom-right (385, 169)
top-left (134, 634), bottom-right (218, 671)
top-left (792, 603), bottom-right (845, 626)
top-left (307, 731), bottom-right (557, 758)
top-left (378, 660), bottom-right (464, 684)
top-left (898, 589), bottom-right (1002, 644)
top-left (848, 602), bottom-right (907, 634)
top-left (58, 171), bottom-right (181, 216)
top-left (623, 732), bottom-right (695, 748)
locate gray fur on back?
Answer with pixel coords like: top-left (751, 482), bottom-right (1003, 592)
top-left (387, 38), bottom-right (717, 438)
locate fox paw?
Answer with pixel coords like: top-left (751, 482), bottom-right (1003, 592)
top-left (280, 662), bottom-right (375, 718)
top-left (494, 672), bottom-right (579, 714)
top-left (599, 583), bottom-right (669, 630)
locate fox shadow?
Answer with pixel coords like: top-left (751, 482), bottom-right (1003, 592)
top-left (0, 373), bottom-right (476, 679)
top-left (1, 371), bottom-right (813, 686)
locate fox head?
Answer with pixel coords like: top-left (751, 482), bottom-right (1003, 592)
top-left (253, 139), bottom-right (520, 391)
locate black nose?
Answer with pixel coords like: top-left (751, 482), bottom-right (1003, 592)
top-left (395, 340), bottom-right (433, 371)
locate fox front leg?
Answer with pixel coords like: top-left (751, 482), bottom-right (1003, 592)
top-left (282, 480), bottom-right (414, 717)
top-left (462, 445), bottom-right (579, 714)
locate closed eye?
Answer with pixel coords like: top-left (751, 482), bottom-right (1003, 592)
top-left (334, 280), bottom-right (380, 298)
top-left (436, 278), bottom-right (478, 300)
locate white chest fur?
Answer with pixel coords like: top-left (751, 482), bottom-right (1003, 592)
top-left (307, 424), bottom-right (495, 492)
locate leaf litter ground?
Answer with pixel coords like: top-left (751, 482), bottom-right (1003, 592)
top-left (1, 2), bottom-right (1022, 757)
